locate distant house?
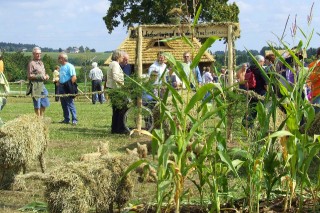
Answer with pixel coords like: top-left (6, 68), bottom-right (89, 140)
top-left (68, 47), bottom-right (80, 53)
top-left (104, 28), bottom-right (215, 74)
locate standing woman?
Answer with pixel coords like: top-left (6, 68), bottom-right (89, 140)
top-left (27, 47), bottom-right (50, 117)
top-left (236, 63), bottom-right (248, 89)
top-left (52, 65), bottom-right (60, 102)
top-left (106, 50), bottom-right (127, 134)
top-left (0, 54), bottom-right (10, 93)
top-left (308, 47), bottom-right (320, 114)
top-left (0, 54), bottom-right (4, 74)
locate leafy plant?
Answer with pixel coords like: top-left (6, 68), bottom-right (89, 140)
top-left (18, 201), bottom-right (47, 212)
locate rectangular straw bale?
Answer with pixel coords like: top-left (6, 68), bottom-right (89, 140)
top-left (45, 155), bottom-right (137, 213)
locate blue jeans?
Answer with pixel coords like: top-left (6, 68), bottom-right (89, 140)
top-left (91, 80), bottom-right (102, 104)
top-left (59, 84), bottom-right (77, 123)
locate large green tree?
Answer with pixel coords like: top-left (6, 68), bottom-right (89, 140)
top-left (103, 0), bottom-right (239, 33)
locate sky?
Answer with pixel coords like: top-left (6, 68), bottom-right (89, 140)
top-left (0, 0), bottom-right (319, 53)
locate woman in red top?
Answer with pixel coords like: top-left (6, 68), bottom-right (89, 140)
top-left (308, 47), bottom-right (320, 114)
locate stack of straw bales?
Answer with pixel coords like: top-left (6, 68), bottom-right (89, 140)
top-left (300, 112), bottom-right (320, 136)
top-left (45, 155), bottom-right (136, 213)
top-left (0, 114), bottom-right (49, 189)
top-left (307, 112), bottom-right (320, 135)
top-left (80, 141), bottom-right (109, 161)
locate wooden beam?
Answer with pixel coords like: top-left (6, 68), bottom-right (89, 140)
top-left (129, 22), bottom-right (240, 39)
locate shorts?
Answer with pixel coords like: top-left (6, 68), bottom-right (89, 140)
top-left (32, 87), bottom-right (50, 109)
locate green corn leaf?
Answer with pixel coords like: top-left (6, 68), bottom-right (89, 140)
top-left (193, 4), bottom-right (202, 26)
top-left (218, 150), bottom-right (240, 178)
top-left (184, 83), bottom-right (215, 114)
top-left (191, 36), bottom-right (219, 69)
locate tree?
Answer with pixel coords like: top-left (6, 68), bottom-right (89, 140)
top-left (79, 46), bottom-right (85, 53)
top-left (103, 0), bottom-right (239, 33)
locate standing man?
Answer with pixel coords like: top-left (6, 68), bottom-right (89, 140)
top-left (89, 62), bottom-right (104, 104)
top-left (58, 52), bottom-right (78, 125)
top-left (52, 65), bottom-right (60, 102)
top-left (148, 51), bottom-right (167, 85)
top-left (148, 51), bottom-right (167, 98)
top-left (120, 52), bottom-right (132, 76)
top-left (27, 47), bottom-right (50, 117)
top-left (182, 51), bottom-right (202, 88)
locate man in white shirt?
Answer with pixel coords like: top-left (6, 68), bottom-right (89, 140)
top-left (89, 62), bottom-right (104, 104)
top-left (148, 51), bottom-right (167, 86)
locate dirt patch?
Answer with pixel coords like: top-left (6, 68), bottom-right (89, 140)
top-left (125, 197), bottom-right (319, 213)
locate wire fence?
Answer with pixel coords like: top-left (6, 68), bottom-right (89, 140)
top-left (3, 81), bottom-right (320, 108)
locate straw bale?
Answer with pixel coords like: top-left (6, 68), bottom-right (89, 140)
top-left (136, 163), bottom-right (157, 183)
top-left (137, 142), bottom-right (148, 158)
top-left (0, 114), bottom-right (49, 189)
top-left (269, 107), bottom-right (287, 131)
top-left (302, 112), bottom-right (320, 136)
top-left (126, 147), bottom-right (139, 157)
top-left (80, 141), bottom-right (109, 161)
top-left (45, 155), bottom-right (137, 213)
top-left (12, 172), bottom-right (48, 191)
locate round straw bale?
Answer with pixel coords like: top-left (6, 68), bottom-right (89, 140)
top-left (0, 114), bottom-right (49, 189)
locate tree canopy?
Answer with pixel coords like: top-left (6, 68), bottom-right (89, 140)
top-left (103, 0), bottom-right (239, 33)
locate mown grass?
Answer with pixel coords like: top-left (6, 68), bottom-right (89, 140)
top-left (0, 95), bottom-right (154, 213)
top-left (0, 91), bottom-right (318, 212)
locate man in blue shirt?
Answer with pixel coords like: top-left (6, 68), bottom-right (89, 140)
top-left (58, 52), bottom-right (78, 125)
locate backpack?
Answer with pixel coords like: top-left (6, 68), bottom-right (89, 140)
top-left (244, 68), bottom-right (256, 89)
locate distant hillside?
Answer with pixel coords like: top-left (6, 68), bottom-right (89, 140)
top-left (0, 42), bottom-right (109, 53)
top-left (0, 42), bottom-right (57, 52)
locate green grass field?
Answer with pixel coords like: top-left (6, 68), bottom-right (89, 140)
top-left (0, 88), bottom-right (318, 212)
top-left (0, 95), bottom-right (155, 213)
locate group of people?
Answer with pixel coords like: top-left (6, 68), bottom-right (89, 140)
top-left (149, 51), bottom-right (211, 91)
top-left (237, 48), bottom-right (320, 128)
top-left (24, 46), bottom-right (320, 133)
top-left (27, 47), bottom-right (78, 125)
top-left (26, 47), bottom-right (131, 133)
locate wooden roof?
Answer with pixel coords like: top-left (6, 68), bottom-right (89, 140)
top-left (265, 49), bottom-right (307, 58)
top-left (104, 36), bottom-right (215, 65)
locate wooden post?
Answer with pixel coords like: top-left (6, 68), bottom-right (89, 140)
top-left (136, 26), bottom-right (143, 131)
top-left (226, 25), bottom-right (234, 143)
top-left (20, 81), bottom-right (22, 95)
top-left (227, 25), bottom-right (234, 88)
